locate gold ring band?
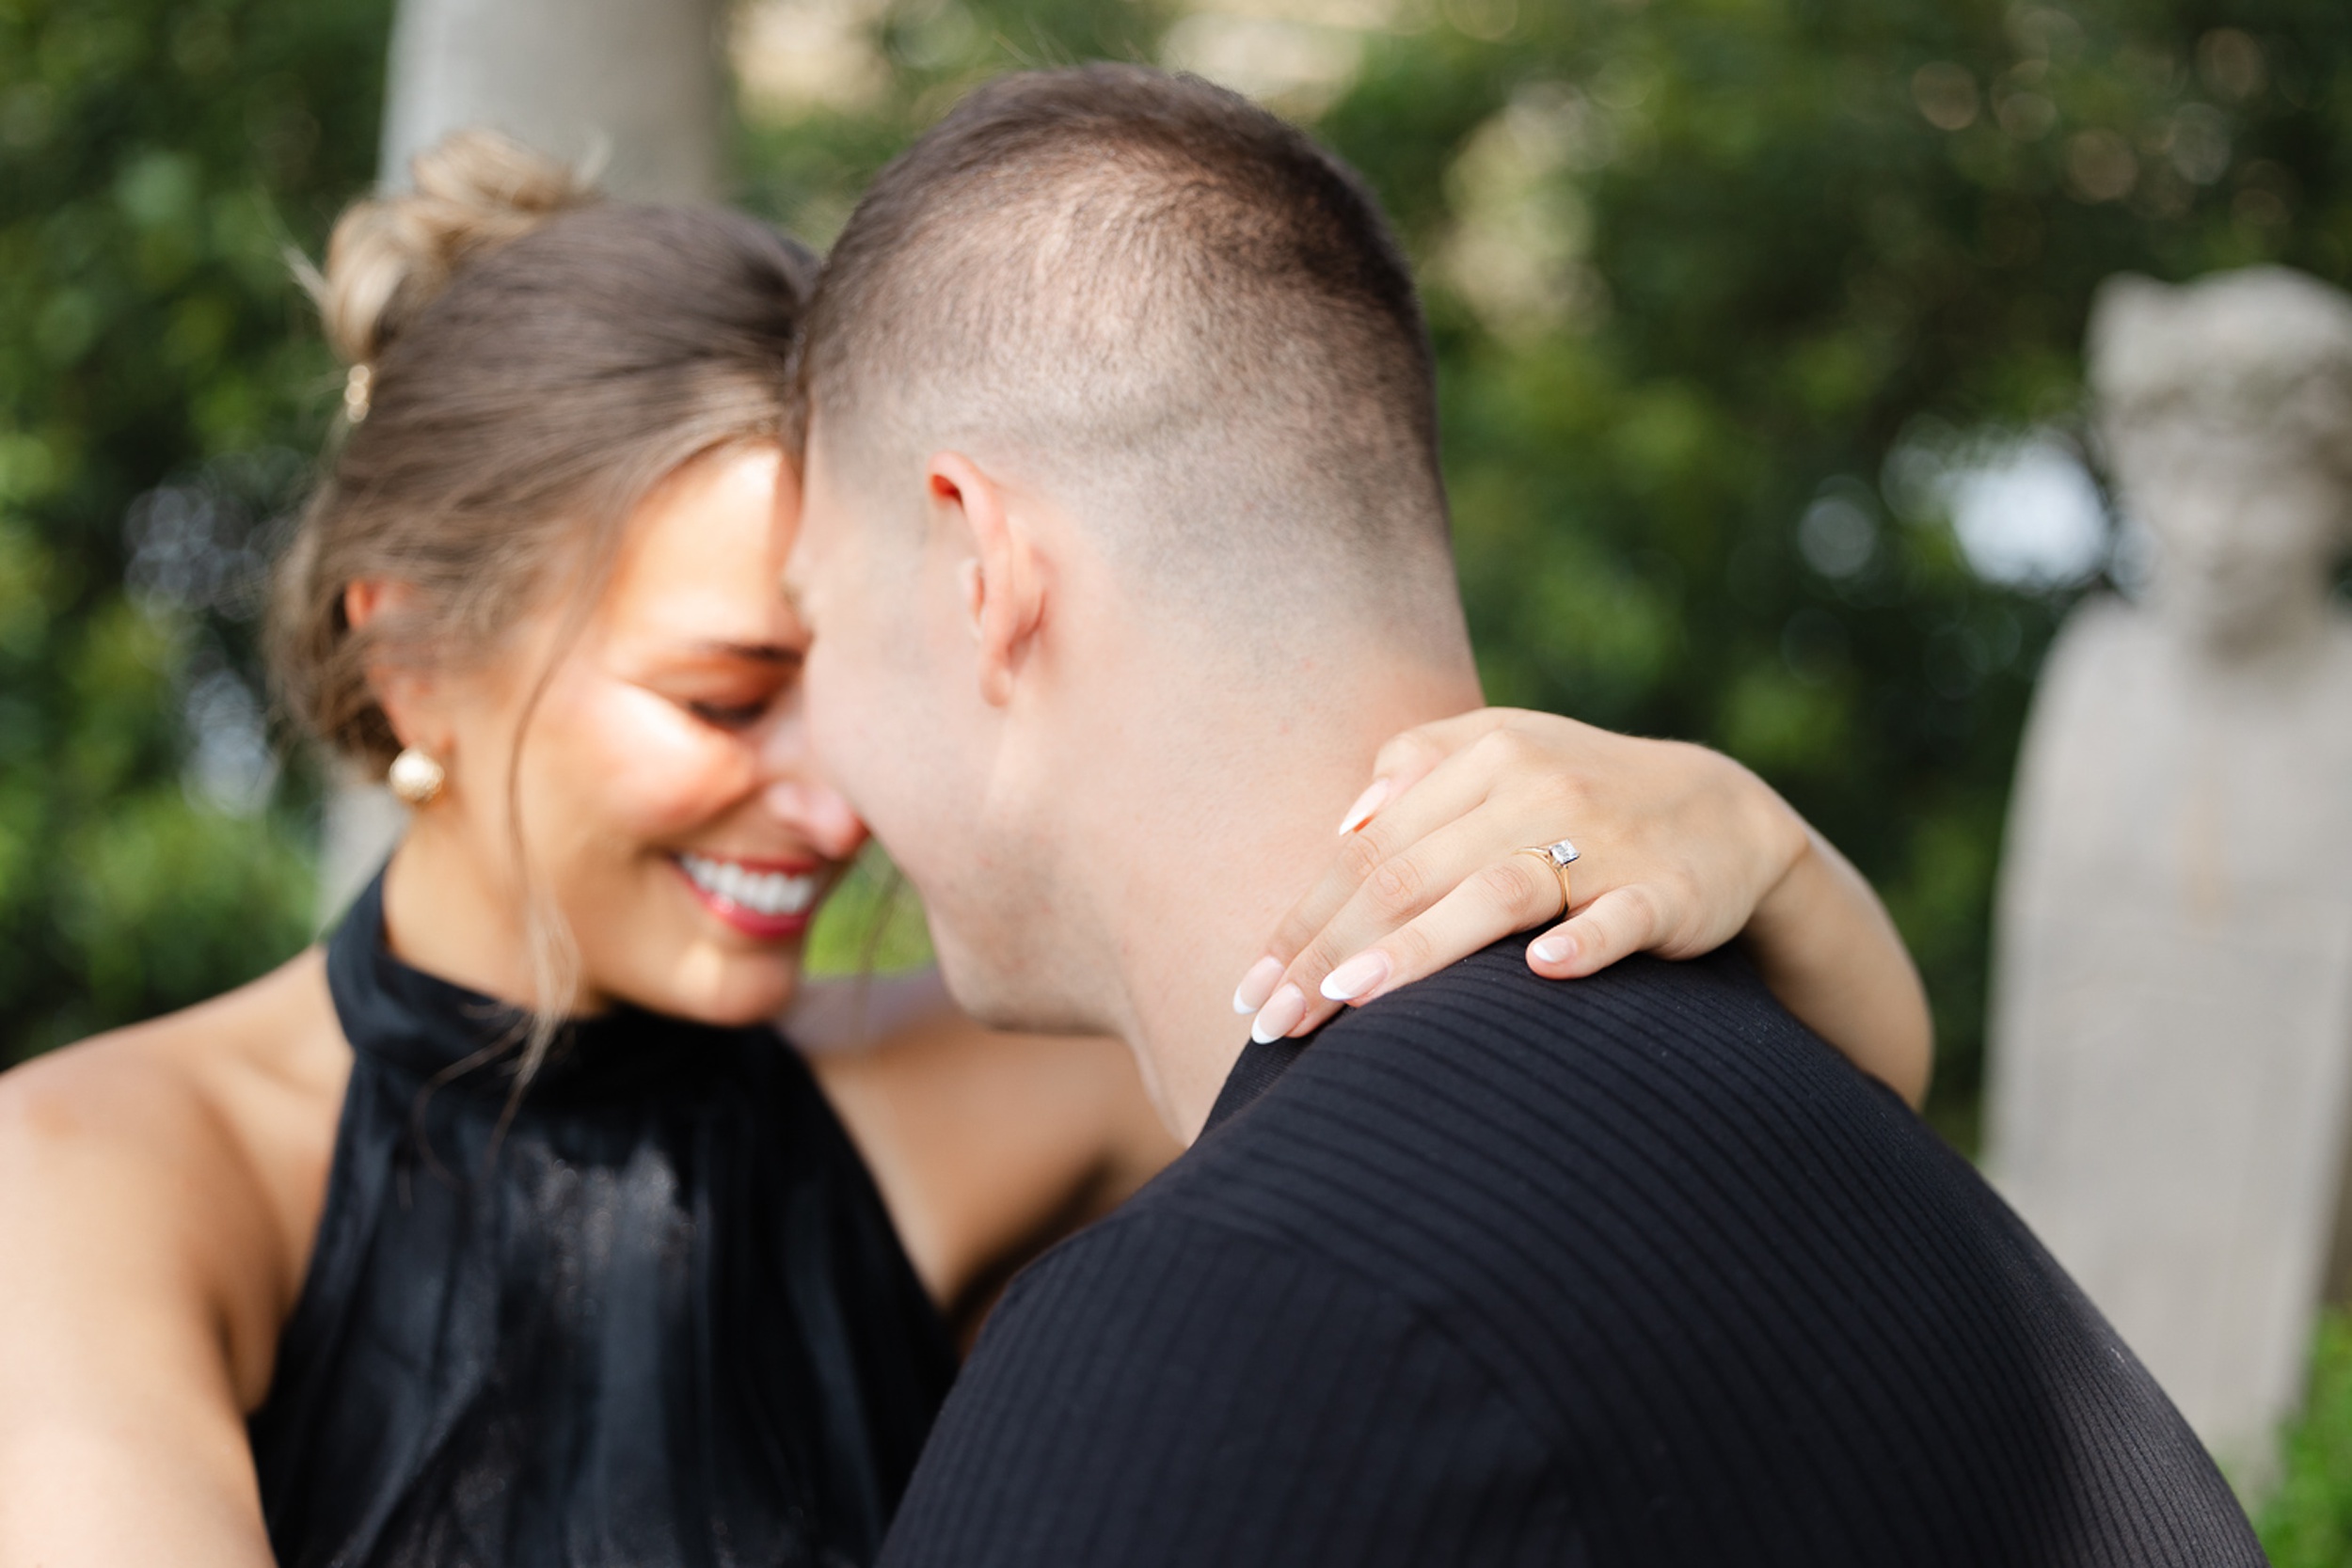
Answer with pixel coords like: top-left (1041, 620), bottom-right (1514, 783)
top-left (1513, 845), bottom-right (1575, 922)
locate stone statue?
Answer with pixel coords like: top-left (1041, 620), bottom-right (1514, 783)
top-left (1988, 265), bottom-right (2352, 1488)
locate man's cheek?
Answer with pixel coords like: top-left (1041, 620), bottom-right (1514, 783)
top-left (799, 652), bottom-right (861, 800)
top-left (811, 657), bottom-right (904, 809)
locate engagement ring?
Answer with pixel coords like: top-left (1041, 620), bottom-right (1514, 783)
top-left (1513, 840), bottom-right (1580, 919)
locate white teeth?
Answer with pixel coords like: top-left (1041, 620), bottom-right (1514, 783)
top-left (679, 854), bottom-right (817, 918)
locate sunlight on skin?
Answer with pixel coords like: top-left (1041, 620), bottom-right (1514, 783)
top-left (370, 444), bottom-right (867, 1026)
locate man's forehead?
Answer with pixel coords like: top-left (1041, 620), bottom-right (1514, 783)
top-left (792, 421), bottom-right (855, 527)
top-left (779, 443), bottom-right (867, 624)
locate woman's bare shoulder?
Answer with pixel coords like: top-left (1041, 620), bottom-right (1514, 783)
top-left (0, 948), bottom-right (345, 1176)
top-left (0, 948), bottom-right (351, 1408)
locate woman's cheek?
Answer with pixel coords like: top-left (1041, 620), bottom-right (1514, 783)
top-left (564, 684), bottom-right (760, 838)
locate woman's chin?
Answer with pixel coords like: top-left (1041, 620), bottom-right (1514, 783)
top-left (695, 992), bottom-right (797, 1028)
top-left (616, 942), bottom-right (803, 1028)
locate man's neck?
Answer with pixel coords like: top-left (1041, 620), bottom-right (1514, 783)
top-left (1072, 643), bottom-right (1481, 1143)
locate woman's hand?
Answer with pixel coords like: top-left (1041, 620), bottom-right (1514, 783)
top-left (1232, 708), bottom-right (1932, 1105)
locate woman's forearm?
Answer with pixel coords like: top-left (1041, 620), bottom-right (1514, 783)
top-left (1743, 827), bottom-right (1933, 1106)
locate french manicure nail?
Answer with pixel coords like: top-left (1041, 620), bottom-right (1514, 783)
top-left (1335, 777), bottom-right (1394, 835)
top-left (1232, 956), bottom-right (1284, 1014)
top-left (1531, 935), bottom-right (1575, 966)
top-left (1321, 950), bottom-right (1391, 1003)
top-left (1250, 984), bottom-right (1308, 1043)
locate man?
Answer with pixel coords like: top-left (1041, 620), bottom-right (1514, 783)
top-left (785, 64), bottom-right (2263, 1565)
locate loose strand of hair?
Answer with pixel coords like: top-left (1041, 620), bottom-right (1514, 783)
top-left (477, 477), bottom-right (647, 1162)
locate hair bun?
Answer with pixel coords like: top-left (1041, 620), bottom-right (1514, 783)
top-left (303, 129), bottom-right (597, 368)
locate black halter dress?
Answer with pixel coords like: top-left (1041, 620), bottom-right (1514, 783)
top-left (247, 873), bottom-right (955, 1568)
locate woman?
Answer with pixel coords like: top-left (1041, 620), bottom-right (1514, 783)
top-left (0, 135), bottom-right (1930, 1567)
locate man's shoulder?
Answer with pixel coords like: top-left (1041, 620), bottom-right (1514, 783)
top-left (1076, 942), bottom-right (1951, 1428)
top-left (1147, 940), bottom-right (1915, 1280)
top-left (900, 942), bottom-right (2263, 1567)
top-left (885, 1176), bottom-right (1568, 1568)
top-left (1313, 932), bottom-right (1825, 1086)
top-left (1232, 936), bottom-right (1855, 1145)
top-left (1113, 940), bottom-right (2041, 1445)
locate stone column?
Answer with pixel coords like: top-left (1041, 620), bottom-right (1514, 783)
top-left (324, 0), bottom-right (726, 920)
top-left (381, 0), bottom-right (725, 198)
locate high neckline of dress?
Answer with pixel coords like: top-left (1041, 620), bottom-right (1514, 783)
top-left (325, 868), bottom-right (745, 1103)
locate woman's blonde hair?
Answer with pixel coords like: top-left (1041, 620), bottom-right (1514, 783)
top-left (272, 130), bottom-right (818, 1086)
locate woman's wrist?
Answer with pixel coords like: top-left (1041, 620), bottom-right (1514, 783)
top-left (1732, 764), bottom-right (1814, 930)
top-left (1747, 816), bottom-right (1825, 949)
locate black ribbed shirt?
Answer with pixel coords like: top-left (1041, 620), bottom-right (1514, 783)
top-left (880, 942), bottom-right (2262, 1567)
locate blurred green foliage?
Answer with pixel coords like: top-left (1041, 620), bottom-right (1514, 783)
top-left (2265, 1310), bottom-right (2352, 1560)
top-left (740, 0), bottom-right (2352, 1140)
top-left (805, 842), bottom-right (939, 974)
top-left (0, 0), bottom-right (389, 1055)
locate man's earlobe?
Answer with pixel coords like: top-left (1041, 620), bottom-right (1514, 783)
top-left (928, 451), bottom-right (1044, 709)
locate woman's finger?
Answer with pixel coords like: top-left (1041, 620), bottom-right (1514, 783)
top-left (1525, 884), bottom-right (1668, 980)
top-left (1235, 737), bottom-right (1551, 1012)
top-left (1334, 711), bottom-right (1517, 834)
top-left (1253, 826), bottom-right (1573, 1039)
top-left (1363, 708), bottom-right (1521, 801)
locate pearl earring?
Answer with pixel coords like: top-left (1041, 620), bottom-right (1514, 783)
top-left (388, 746), bottom-right (446, 806)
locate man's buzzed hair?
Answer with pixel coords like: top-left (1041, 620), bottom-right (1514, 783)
top-left (800, 64), bottom-right (1462, 635)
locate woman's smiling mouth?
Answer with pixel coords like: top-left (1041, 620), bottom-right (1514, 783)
top-left (673, 852), bottom-right (823, 940)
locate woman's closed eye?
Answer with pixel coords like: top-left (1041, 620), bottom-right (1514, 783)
top-left (673, 676), bottom-right (800, 733)
top-left (686, 695), bottom-right (778, 730)
top-left (648, 640), bottom-right (803, 731)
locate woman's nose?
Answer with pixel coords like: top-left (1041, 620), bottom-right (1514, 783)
top-left (761, 778), bottom-right (867, 861)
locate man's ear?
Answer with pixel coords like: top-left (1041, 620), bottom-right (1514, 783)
top-left (926, 451), bottom-right (1046, 708)
top-left (343, 578), bottom-right (455, 759)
